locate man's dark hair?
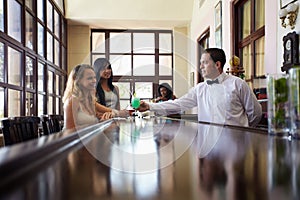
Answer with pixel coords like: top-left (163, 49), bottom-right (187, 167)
top-left (203, 48), bottom-right (226, 68)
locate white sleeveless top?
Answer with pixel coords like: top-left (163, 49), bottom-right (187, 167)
top-left (104, 90), bottom-right (118, 109)
top-left (76, 104), bottom-right (99, 126)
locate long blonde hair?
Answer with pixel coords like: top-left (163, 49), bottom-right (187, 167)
top-left (62, 64), bottom-right (96, 104)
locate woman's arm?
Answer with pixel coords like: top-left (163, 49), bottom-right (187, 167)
top-left (64, 97), bottom-right (79, 129)
top-left (95, 101), bottom-right (112, 113)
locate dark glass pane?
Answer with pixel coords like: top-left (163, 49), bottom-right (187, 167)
top-left (38, 23), bottom-right (45, 56)
top-left (255, 0), bottom-right (265, 30)
top-left (25, 56), bottom-right (34, 89)
top-left (47, 0), bottom-right (53, 31)
top-left (110, 32), bottom-right (131, 53)
top-left (92, 32), bottom-right (105, 53)
top-left (54, 10), bottom-right (60, 38)
top-left (0, 87), bottom-right (3, 118)
top-left (62, 46), bottom-right (66, 70)
top-left (0, 42), bottom-right (3, 82)
top-left (242, 45), bottom-right (252, 80)
top-left (48, 96), bottom-right (53, 114)
top-left (8, 89), bottom-right (21, 116)
top-left (159, 33), bottom-right (172, 53)
top-left (110, 55), bottom-right (131, 76)
top-left (25, 0), bottom-right (33, 11)
top-left (54, 39), bottom-right (60, 66)
top-left (133, 33), bottom-right (155, 53)
top-left (38, 62), bottom-right (44, 92)
top-left (241, 0), bottom-right (251, 39)
top-left (159, 55), bottom-right (172, 76)
top-left (48, 70), bottom-right (53, 94)
top-left (133, 55), bottom-right (155, 76)
top-left (25, 92), bottom-right (34, 116)
top-left (47, 31), bottom-right (53, 62)
top-left (53, 0), bottom-right (64, 15)
top-left (255, 36), bottom-right (265, 77)
top-left (37, 0), bottom-right (44, 22)
top-left (8, 47), bottom-right (21, 86)
top-left (8, 0), bottom-right (21, 42)
top-left (26, 12), bottom-right (34, 50)
top-left (0, 0), bottom-right (3, 32)
top-left (56, 74), bottom-right (59, 95)
top-left (38, 94), bottom-right (44, 116)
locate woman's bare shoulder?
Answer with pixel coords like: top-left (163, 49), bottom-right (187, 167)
top-left (64, 96), bottom-right (80, 108)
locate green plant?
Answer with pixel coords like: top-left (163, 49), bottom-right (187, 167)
top-left (273, 77), bottom-right (288, 127)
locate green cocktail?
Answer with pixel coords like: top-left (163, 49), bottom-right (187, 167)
top-left (131, 97), bottom-right (140, 109)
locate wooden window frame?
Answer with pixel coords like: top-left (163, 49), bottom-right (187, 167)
top-left (231, 0), bottom-right (265, 84)
top-left (197, 28), bottom-right (210, 83)
top-left (0, 0), bottom-right (67, 118)
top-left (91, 29), bottom-right (174, 105)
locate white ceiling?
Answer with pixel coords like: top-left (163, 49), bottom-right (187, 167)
top-left (65, 0), bottom-right (194, 29)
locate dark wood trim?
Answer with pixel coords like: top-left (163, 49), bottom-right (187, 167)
top-left (196, 27), bottom-right (210, 83)
top-left (232, 0), bottom-right (265, 81)
top-left (0, 0), bottom-right (67, 117)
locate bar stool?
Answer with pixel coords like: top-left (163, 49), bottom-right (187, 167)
top-left (41, 115), bottom-right (64, 135)
top-left (1, 116), bottom-right (41, 146)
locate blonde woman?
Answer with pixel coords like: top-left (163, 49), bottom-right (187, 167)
top-left (62, 64), bottom-right (115, 130)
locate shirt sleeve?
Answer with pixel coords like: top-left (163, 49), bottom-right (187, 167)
top-left (149, 87), bottom-right (198, 116)
top-left (240, 82), bottom-right (262, 127)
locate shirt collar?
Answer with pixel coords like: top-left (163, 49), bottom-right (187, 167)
top-left (206, 73), bottom-right (226, 85)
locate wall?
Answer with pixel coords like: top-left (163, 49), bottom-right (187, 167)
top-left (173, 27), bottom-right (190, 98)
top-left (67, 25), bottom-right (90, 74)
top-left (190, 0), bottom-right (232, 73)
top-left (276, 0), bottom-right (300, 74)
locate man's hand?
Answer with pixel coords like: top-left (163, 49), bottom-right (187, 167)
top-left (138, 101), bottom-right (150, 112)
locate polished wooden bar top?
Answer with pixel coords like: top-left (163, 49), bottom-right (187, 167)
top-left (0, 117), bottom-right (299, 200)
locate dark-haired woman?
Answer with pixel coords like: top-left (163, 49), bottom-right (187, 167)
top-left (93, 58), bottom-right (120, 110)
top-left (154, 83), bottom-right (177, 103)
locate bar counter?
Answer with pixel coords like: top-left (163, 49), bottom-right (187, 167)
top-left (0, 117), bottom-right (299, 200)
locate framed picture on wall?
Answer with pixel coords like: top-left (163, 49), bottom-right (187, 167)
top-left (215, 1), bottom-right (222, 48)
top-left (198, 0), bottom-right (206, 8)
top-left (190, 72), bottom-right (194, 86)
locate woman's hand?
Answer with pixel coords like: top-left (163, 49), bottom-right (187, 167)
top-left (101, 112), bottom-right (114, 120)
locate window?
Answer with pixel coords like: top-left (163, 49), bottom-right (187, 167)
top-left (0, 0), bottom-right (67, 118)
top-left (233, 0), bottom-right (265, 86)
top-left (7, 0), bottom-right (21, 42)
top-left (91, 30), bottom-right (174, 109)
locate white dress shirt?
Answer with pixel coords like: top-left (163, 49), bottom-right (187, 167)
top-left (149, 73), bottom-right (262, 127)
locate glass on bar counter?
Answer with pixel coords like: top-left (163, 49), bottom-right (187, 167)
top-left (267, 73), bottom-right (290, 136)
top-left (289, 67), bottom-right (300, 139)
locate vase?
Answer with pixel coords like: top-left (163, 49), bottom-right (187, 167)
top-left (289, 67), bottom-right (300, 139)
top-left (267, 74), bottom-right (290, 136)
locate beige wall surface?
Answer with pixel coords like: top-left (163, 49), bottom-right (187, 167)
top-left (67, 25), bottom-right (90, 74)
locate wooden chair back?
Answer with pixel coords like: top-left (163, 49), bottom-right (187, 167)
top-left (1, 116), bottom-right (41, 146)
top-left (41, 115), bottom-right (63, 135)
